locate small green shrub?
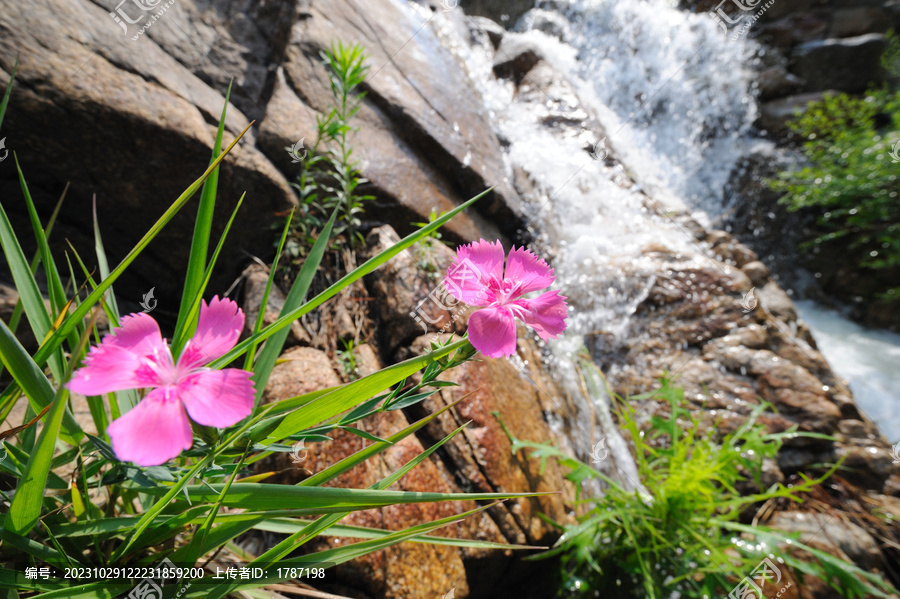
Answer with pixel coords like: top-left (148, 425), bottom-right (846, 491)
top-left (286, 41), bottom-right (374, 260)
top-left (770, 59), bottom-right (900, 301)
top-left (501, 362), bottom-right (895, 599)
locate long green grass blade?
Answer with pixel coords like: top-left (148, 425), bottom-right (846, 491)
top-left (264, 338), bottom-right (468, 443)
top-left (108, 404), bottom-right (273, 562)
top-left (1, 322), bottom-right (73, 535)
top-left (251, 207), bottom-right (338, 406)
top-left (16, 158), bottom-right (68, 321)
top-left (91, 201), bottom-right (138, 415)
top-left (6, 182), bottom-right (68, 341)
top-left (133, 481), bottom-right (544, 511)
top-left (25, 122), bottom-right (253, 374)
top-left (243, 209), bottom-right (294, 371)
top-left (0, 54), bottom-right (17, 131)
top-left (197, 501), bottom-right (503, 598)
top-left (0, 185), bottom-right (64, 381)
top-left (173, 192), bottom-right (246, 362)
top-left (255, 519), bottom-right (543, 550)
top-left (173, 83), bottom-right (232, 351)
top-left (91, 196), bottom-right (120, 320)
top-left (209, 188), bottom-right (490, 369)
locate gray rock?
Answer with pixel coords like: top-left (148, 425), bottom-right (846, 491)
top-left (467, 15), bottom-right (505, 48)
top-left (0, 0), bottom-right (298, 309)
top-left (829, 7), bottom-right (891, 38)
top-left (493, 34), bottom-right (546, 84)
top-left (791, 33), bottom-right (887, 93)
top-left (759, 91), bottom-right (836, 135)
top-left (756, 65), bottom-right (805, 101)
top-left (768, 511), bottom-right (882, 571)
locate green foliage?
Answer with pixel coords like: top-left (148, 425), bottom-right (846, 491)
top-left (0, 69), bottom-right (538, 597)
top-left (770, 74), bottom-right (900, 301)
top-left (286, 42), bottom-right (373, 259)
top-left (502, 363), bottom-right (895, 599)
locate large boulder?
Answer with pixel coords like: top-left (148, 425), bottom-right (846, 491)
top-left (790, 33), bottom-right (887, 93)
top-left (0, 0), bottom-right (297, 315)
top-left (256, 337), bottom-right (575, 599)
top-left (0, 0), bottom-right (523, 317)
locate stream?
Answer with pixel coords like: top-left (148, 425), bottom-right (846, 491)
top-left (434, 0), bottom-right (900, 449)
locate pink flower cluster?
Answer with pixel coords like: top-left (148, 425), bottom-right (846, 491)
top-left (444, 240), bottom-right (568, 357)
top-left (68, 297), bottom-right (254, 466)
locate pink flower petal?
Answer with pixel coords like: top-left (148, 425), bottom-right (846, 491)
top-left (515, 290), bottom-right (568, 341)
top-left (178, 296), bottom-right (244, 370)
top-left (106, 387), bottom-right (193, 466)
top-left (445, 240), bottom-right (504, 306)
top-left (504, 246), bottom-right (555, 295)
top-left (467, 306), bottom-right (518, 358)
top-left (67, 313), bottom-right (170, 395)
top-left (178, 369), bottom-right (255, 428)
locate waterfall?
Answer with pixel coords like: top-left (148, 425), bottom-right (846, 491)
top-left (423, 0), bottom-right (900, 466)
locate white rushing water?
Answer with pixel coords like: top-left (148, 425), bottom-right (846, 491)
top-left (427, 0), bottom-right (900, 448)
top-left (794, 301), bottom-right (900, 443)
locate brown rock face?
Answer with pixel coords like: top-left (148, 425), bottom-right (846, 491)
top-left (0, 0), bottom-right (522, 314)
top-left (363, 226), bottom-right (470, 354)
top-left (255, 329), bottom-right (574, 598)
top-left (0, 0), bottom-right (297, 313)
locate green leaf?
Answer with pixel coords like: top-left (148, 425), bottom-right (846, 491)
top-left (0, 181), bottom-right (63, 382)
top-left (173, 83), bottom-right (232, 352)
top-left (254, 519), bottom-right (544, 550)
top-left (209, 188), bottom-right (490, 369)
top-left (385, 389), bottom-right (439, 411)
top-left (251, 207), bottom-right (338, 406)
top-left (0, 54), bottom-right (17, 131)
top-left (132, 481), bottom-right (544, 512)
top-left (23, 122), bottom-right (254, 377)
top-left (1, 321), bottom-right (72, 535)
top-left (264, 338), bottom-right (468, 443)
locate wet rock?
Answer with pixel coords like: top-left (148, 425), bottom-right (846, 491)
top-left (516, 9), bottom-right (571, 41)
top-left (493, 34), bottom-right (546, 84)
top-left (768, 511), bottom-right (883, 571)
top-left (461, 0), bottom-right (535, 25)
top-left (837, 419), bottom-right (883, 444)
top-left (759, 91), bottom-right (836, 136)
top-left (363, 225), bottom-right (469, 355)
top-left (757, 281), bottom-right (797, 321)
top-left (829, 7), bottom-right (891, 37)
top-left (791, 33), bottom-right (887, 93)
top-left (883, 474), bottom-right (900, 497)
top-left (757, 66), bottom-right (805, 101)
top-left (467, 15), bottom-right (505, 48)
top-left (758, 11), bottom-right (831, 48)
top-left (836, 444), bottom-right (895, 490)
top-left (742, 261), bottom-right (771, 287)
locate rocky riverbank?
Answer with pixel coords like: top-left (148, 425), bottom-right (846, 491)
top-left (1, 0), bottom-right (898, 597)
